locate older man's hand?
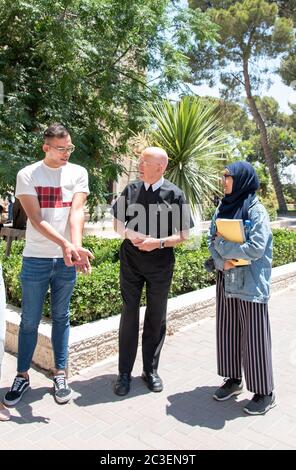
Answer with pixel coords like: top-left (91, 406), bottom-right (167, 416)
top-left (132, 236), bottom-right (159, 252)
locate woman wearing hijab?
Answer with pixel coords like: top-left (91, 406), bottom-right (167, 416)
top-left (0, 265), bottom-right (10, 421)
top-left (207, 161), bottom-right (275, 415)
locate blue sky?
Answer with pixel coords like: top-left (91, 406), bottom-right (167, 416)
top-left (190, 73), bottom-right (296, 115)
top-left (187, 73), bottom-right (296, 181)
top-left (175, 1), bottom-right (296, 114)
top-left (262, 76), bottom-right (296, 114)
top-left (170, 1), bottom-right (296, 180)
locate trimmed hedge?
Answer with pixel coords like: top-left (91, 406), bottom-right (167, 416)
top-left (272, 229), bottom-right (296, 266)
top-left (1, 229), bottom-right (296, 325)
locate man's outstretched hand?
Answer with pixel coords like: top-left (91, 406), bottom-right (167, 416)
top-left (63, 243), bottom-right (94, 274)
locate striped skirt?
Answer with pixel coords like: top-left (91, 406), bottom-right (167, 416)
top-left (216, 270), bottom-right (274, 395)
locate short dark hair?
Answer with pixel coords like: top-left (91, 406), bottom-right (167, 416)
top-left (43, 123), bottom-right (69, 142)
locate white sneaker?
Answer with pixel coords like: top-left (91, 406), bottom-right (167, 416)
top-left (53, 375), bottom-right (72, 404)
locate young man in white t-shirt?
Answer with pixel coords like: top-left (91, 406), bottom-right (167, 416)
top-left (4, 123), bottom-right (93, 406)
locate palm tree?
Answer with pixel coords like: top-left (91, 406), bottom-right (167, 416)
top-left (146, 96), bottom-right (228, 215)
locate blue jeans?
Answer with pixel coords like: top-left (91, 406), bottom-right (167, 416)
top-left (18, 257), bottom-right (76, 372)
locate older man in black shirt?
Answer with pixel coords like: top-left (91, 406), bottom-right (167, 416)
top-left (112, 147), bottom-right (193, 396)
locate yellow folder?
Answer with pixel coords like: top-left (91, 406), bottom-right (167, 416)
top-left (216, 218), bottom-right (250, 266)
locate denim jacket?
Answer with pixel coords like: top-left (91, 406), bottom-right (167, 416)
top-left (207, 197), bottom-right (273, 303)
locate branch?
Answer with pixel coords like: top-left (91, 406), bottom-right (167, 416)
top-left (229, 72), bottom-right (245, 88)
top-left (147, 74), bottom-right (163, 84)
top-left (86, 44), bottom-right (134, 78)
top-left (110, 44), bottom-right (134, 68)
top-left (111, 67), bottom-right (162, 98)
top-left (57, 1), bottom-right (77, 22)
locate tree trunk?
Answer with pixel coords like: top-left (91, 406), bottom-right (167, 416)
top-left (243, 58), bottom-right (287, 214)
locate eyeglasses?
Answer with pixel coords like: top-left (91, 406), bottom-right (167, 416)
top-left (138, 159), bottom-right (160, 167)
top-left (48, 144), bottom-right (76, 154)
top-left (221, 174), bottom-right (232, 182)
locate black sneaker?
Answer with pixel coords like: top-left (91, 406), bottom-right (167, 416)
top-left (213, 377), bottom-right (243, 401)
top-left (4, 375), bottom-right (30, 406)
top-left (244, 392), bottom-right (276, 415)
top-left (53, 375), bottom-right (73, 404)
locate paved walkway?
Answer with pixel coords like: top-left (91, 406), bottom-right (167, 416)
top-left (1, 284), bottom-right (296, 450)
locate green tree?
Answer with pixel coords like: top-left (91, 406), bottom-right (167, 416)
top-left (189, 0), bottom-right (294, 212)
top-left (145, 96), bottom-right (228, 213)
top-left (280, 53), bottom-right (296, 85)
top-left (278, 0), bottom-right (296, 86)
top-left (196, 94), bottom-right (296, 218)
top-left (208, 95), bottom-right (296, 179)
top-left (288, 103), bottom-right (296, 130)
top-left (254, 97), bottom-right (296, 169)
top-left (0, 0), bottom-right (215, 217)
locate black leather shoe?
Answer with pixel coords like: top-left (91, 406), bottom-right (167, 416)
top-left (114, 373), bottom-right (131, 396)
top-left (142, 371), bottom-right (163, 392)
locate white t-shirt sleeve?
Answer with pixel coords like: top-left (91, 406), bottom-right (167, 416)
top-left (73, 167), bottom-right (90, 195)
top-left (15, 169), bottom-right (38, 197)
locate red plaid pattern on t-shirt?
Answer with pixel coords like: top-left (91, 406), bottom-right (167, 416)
top-left (35, 186), bottom-right (72, 208)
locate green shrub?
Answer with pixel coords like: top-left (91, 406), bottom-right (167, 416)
top-left (69, 261), bottom-right (121, 325)
top-left (170, 247), bottom-right (216, 296)
top-left (1, 254), bottom-right (22, 308)
top-left (272, 229), bottom-right (296, 267)
top-left (82, 236), bottom-right (121, 266)
top-left (201, 205), bottom-right (217, 221)
top-left (9, 240), bottom-right (25, 256)
top-left (0, 240), bottom-right (6, 259)
top-left (1, 229), bottom-right (296, 325)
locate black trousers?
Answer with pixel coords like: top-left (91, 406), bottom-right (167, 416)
top-left (119, 240), bottom-right (174, 374)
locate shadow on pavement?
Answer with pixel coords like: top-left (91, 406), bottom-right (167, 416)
top-left (71, 373), bottom-right (150, 406)
top-left (167, 386), bottom-right (250, 430)
top-left (1, 385), bottom-right (51, 424)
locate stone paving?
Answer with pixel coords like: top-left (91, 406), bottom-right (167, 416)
top-left (1, 284), bottom-right (296, 450)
